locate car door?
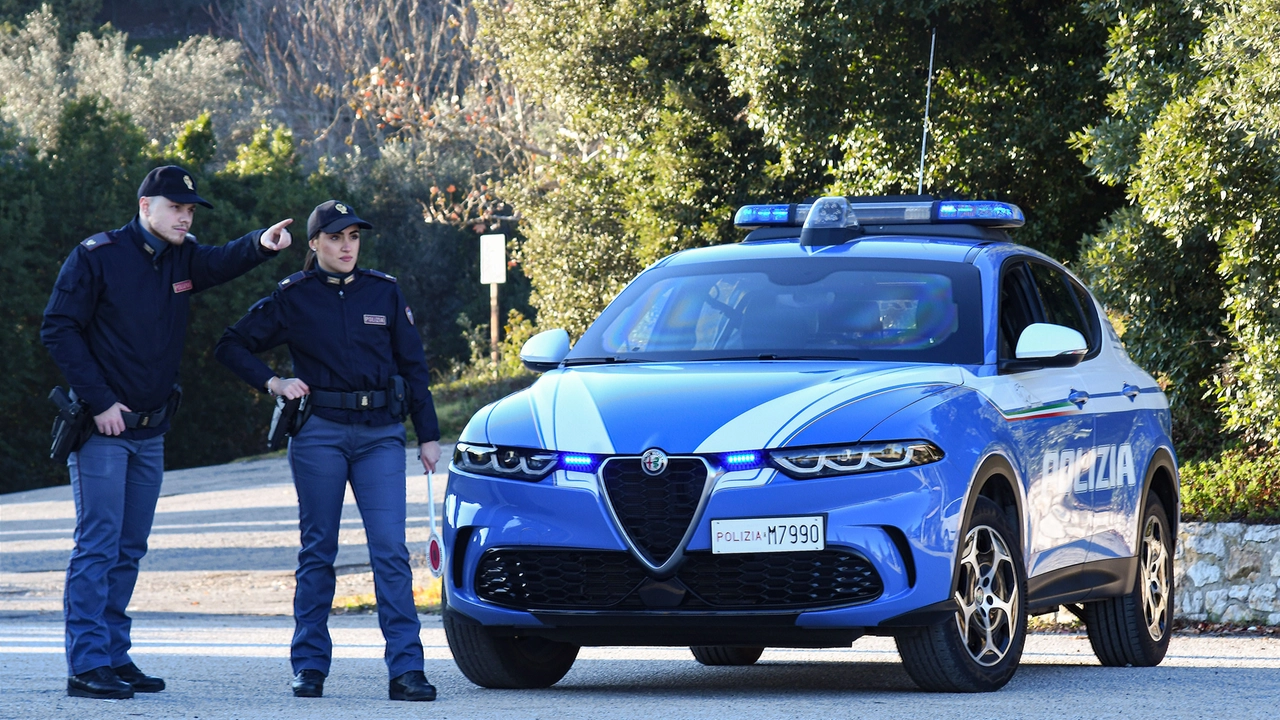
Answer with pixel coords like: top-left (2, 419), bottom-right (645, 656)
top-left (996, 259), bottom-right (1095, 582)
top-left (1028, 263), bottom-right (1145, 568)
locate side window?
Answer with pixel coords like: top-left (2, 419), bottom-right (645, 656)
top-left (1068, 278), bottom-right (1103, 355)
top-left (1027, 262), bottom-right (1097, 353)
top-left (998, 261), bottom-right (1039, 361)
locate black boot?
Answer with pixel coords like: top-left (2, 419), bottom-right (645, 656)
top-left (67, 667), bottom-right (134, 699)
top-left (389, 670), bottom-right (436, 701)
top-left (291, 669), bottom-right (325, 698)
top-left (112, 662), bottom-right (165, 693)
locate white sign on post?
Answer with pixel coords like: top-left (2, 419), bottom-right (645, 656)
top-left (480, 234), bottom-right (507, 285)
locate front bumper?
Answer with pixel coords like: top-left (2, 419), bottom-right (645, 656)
top-left (443, 458), bottom-right (965, 645)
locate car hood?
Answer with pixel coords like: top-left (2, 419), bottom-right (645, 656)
top-left (462, 361), bottom-right (963, 454)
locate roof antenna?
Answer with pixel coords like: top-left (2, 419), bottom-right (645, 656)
top-left (917, 27), bottom-right (937, 196)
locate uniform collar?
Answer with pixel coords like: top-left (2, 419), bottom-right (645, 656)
top-left (130, 216), bottom-right (168, 260)
top-left (317, 267), bottom-right (357, 286)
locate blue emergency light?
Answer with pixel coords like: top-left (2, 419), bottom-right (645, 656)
top-left (734, 197), bottom-right (1024, 230)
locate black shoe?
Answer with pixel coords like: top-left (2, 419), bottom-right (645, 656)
top-left (291, 669), bottom-right (325, 698)
top-left (389, 670), bottom-right (436, 702)
top-left (112, 662), bottom-right (165, 693)
top-left (67, 667), bottom-right (134, 699)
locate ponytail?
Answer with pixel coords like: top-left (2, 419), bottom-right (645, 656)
top-left (303, 247), bottom-right (317, 271)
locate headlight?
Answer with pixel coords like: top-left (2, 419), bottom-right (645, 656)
top-left (452, 442), bottom-right (559, 481)
top-left (768, 441), bottom-right (944, 479)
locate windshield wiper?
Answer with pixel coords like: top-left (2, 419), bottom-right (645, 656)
top-left (561, 356), bottom-right (648, 367)
top-left (699, 354), bottom-right (861, 362)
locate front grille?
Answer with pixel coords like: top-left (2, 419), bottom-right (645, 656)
top-left (679, 550), bottom-right (884, 609)
top-left (475, 550), bottom-right (646, 608)
top-left (475, 548), bottom-right (883, 611)
top-left (601, 458), bottom-right (708, 565)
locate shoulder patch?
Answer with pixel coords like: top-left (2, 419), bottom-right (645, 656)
top-left (362, 269), bottom-right (397, 283)
top-left (80, 232), bottom-right (113, 251)
top-left (277, 270), bottom-right (311, 290)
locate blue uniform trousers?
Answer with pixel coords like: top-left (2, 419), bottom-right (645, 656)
top-left (64, 433), bottom-right (165, 675)
top-left (287, 416), bottom-right (424, 678)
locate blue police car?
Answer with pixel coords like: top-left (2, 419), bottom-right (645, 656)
top-left (441, 196), bottom-right (1178, 692)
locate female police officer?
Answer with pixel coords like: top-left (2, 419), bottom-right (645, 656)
top-left (214, 200), bottom-right (441, 702)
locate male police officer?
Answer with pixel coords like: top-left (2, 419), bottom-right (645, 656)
top-left (41, 165), bottom-right (293, 700)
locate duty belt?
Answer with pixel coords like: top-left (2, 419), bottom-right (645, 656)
top-left (122, 406), bottom-right (168, 429)
top-left (309, 389), bottom-right (388, 411)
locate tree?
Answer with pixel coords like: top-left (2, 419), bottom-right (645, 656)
top-left (1075, 0), bottom-right (1280, 455)
top-left (482, 0), bottom-right (805, 336)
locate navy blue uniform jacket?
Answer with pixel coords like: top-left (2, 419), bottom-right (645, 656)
top-left (41, 218), bottom-right (276, 439)
top-left (213, 268), bottom-right (441, 442)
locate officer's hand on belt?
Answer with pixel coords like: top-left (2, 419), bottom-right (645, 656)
top-left (94, 402), bottom-right (131, 436)
top-left (267, 376), bottom-right (310, 400)
top-left (260, 218), bottom-right (294, 252)
top-left (419, 441), bottom-right (441, 474)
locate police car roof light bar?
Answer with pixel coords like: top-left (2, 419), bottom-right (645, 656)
top-left (735, 198), bottom-right (1025, 231)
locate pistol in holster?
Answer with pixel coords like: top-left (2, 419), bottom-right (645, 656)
top-left (49, 387), bottom-right (94, 463)
top-left (267, 394), bottom-right (313, 451)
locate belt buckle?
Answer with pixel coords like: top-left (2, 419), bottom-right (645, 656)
top-left (359, 392), bottom-right (370, 408)
top-left (140, 415), bottom-right (150, 428)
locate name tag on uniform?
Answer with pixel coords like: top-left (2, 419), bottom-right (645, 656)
top-left (364, 314), bottom-right (387, 326)
top-left (172, 280), bottom-right (193, 293)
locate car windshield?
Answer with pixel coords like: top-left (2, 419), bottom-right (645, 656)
top-left (569, 257), bottom-right (984, 364)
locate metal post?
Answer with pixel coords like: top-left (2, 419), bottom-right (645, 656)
top-left (490, 282), bottom-right (500, 373)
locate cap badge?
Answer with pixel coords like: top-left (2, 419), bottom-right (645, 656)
top-left (641, 448), bottom-right (668, 476)
top-left (183, 175), bottom-right (194, 190)
top-left (335, 203), bottom-right (349, 214)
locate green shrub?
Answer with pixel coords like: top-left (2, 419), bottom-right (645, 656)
top-left (1180, 449), bottom-right (1280, 523)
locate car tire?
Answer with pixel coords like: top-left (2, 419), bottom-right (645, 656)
top-left (896, 496), bottom-right (1027, 692)
top-left (443, 608), bottom-right (580, 688)
top-left (689, 646), bottom-right (765, 666)
top-left (1082, 492), bottom-right (1173, 667)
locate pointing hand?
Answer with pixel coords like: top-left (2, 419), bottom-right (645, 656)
top-left (261, 218), bottom-right (294, 252)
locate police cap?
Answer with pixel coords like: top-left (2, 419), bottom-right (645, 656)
top-left (137, 165), bottom-right (213, 208)
top-left (308, 200), bottom-right (373, 239)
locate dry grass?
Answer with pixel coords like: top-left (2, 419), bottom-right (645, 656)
top-left (331, 576), bottom-right (443, 615)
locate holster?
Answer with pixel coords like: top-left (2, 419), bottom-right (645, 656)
top-left (387, 375), bottom-right (410, 421)
top-left (267, 394), bottom-right (313, 451)
top-left (49, 387), bottom-right (94, 463)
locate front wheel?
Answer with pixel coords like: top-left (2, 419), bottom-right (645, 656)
top-left (896, 497), bottom-right (1027, 692)
top-left (443, 609), bottom-right (580, 688)
top-left (1083, 492), bottom-right (1173, 667)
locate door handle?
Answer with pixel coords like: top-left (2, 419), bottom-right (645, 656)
top-left (1122, 383), bottom-right (1140, 400)
top-left (1068, 389), bottom-right (1089, 406)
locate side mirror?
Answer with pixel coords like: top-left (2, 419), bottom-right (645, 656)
top-left (520, 329), bottom-right (570, 373)
top-left (1014, 323), bottom-right (1088, 368)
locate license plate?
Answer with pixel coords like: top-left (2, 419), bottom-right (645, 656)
top-left (710, 515), bottom-right (825, 554)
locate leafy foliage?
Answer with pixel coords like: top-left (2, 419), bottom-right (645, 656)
top-left (484, 0), bottom-right (802, 337)
top-left (1076, 0), bottom-right (1280, 454)
top-left (1180, 448), bottom-right (1280, 523)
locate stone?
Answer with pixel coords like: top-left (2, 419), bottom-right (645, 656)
top-left (1185, 560), bottom-right (1222, 588)
top-left (1228, 584), bottom-right (1250, 601)
top-left (1271, 551), bottom-right (1280, 579)
top-left (1249, 584), bottom-right (1279, 613)
top-left (1243, 525), bottom-right (1280, 543)
top-left (1219, 523), bottom-right (1245, 539)
top-left (1270, 612), bottom-right (1280, 626)
top-left (1227, 548), bottom-right (1263, 579)
top-left (1185, 531), bottom-right (1227, 558)
top-left (1204, 589), bottom-right (1229, 616)
top-left (1220, 604), bottom-right (1254, 624)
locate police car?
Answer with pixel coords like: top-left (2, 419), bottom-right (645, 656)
top-left (441, 196), bottom-right (1177, 692)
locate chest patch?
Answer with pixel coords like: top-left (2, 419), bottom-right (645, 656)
top-left (172, 280), bottom-right (193, 294)
top-left (364, 314), bottom-right (387, 326)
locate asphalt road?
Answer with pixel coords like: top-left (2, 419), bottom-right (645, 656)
top-left (2, 451), bottom-right (1279, 719)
